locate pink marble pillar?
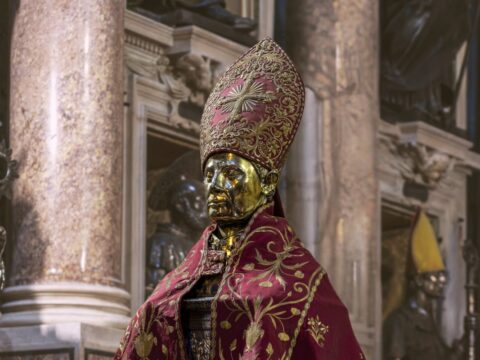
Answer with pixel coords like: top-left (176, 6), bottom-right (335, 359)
top-left (286, 0), bottom-right (381, 358)
top-left (1, 0), bottom-right (129, 328)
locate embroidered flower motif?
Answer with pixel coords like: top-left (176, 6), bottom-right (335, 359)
top-left (218, 77), bottom-right (275, 120)
top-left (306, 316), bottom-right (329, 347)
top-left (134, 332), bottom-right (157, 360)
top-left (248, 226), bottom-right (307, 289)
top-left (245, 321), bottom-right (264, 351)
top-left (134, 308), bottom-right (157, 360)
top-left (132, 303), bottom-right (175, 360)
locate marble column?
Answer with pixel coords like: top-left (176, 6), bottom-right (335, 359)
top-left (286, 88), bottom-right (323, 255)
top-left (286, 0), bottom-right (381, 358)
top-left (0, 0), bottom-right (129, 329)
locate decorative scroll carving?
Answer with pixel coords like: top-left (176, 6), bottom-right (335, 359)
top-left (125, 42), bottom-right (222, 135)
top-left (126, 53), bottom-right (170, 80)
top-left (380, 135), bottom-right (455, 189)
top-left (174, 53), bottom-right (214, 106)
top-left (400, 144), bottom-right (455, 187)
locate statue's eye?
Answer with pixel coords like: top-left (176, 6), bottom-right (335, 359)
top-left (205, 170), bottom-right (213, 182)
top-left (225, 168), bottom-right (241, 180)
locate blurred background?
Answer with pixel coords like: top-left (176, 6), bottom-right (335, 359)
top-left (0, 0), bottom-right (478, 359)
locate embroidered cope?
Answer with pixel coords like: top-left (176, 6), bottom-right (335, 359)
top-left (115, 203), bottom-right (365, 359)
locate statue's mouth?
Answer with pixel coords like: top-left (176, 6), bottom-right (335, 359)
top-left (208, 200), bottom-right (228, 207)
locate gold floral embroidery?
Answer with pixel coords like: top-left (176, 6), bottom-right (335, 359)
top-left (266, 342), bottom-right (274, 358)
top-left (134, 308), bottom-right (157, 360)
top-left (218, 228), bottom-right (324, 358)
top-left (210, 204), bottom-right (272, 360)
top-left (306, 316), bottom-right (329, 347)
top-left (133, 303), bottom-right (175, 360)
top-left (218, 74), bottom-right (276, 120)
top-left (248, 226), bottom-right (308, 289)
top-left (210, 205), bottom-right (326, 360)
top-left (285, 270), bottom-right (325, 359)
top-left (245, 320), bottom-right (264, 351)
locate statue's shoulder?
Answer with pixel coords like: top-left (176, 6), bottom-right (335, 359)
top-left (384, 304), bottom-right (415, 333)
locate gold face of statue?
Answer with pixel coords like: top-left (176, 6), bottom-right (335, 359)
top-left (204, 153), bottom-right (276, 224)
top-left (417, 270), bottom-right (448, 298)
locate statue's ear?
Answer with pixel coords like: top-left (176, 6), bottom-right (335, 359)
top-left (262, 170), bottom-right (279, 198)
top-left (172, 195), bottom-right (188, 216)
top-left (413, 273), bottom-right (424, 289)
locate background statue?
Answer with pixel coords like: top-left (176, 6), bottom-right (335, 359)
top-left (128, 0), bottom-right (256, 32)
top-left (145, 151), bottom-right (209, 296)
top-left (383, 210), bottom-right (464, 360)
top-left (381, 0), bottom-right (469, 123)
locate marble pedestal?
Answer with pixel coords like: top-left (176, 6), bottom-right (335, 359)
top-left (0, 323), bottom-right (122, 360)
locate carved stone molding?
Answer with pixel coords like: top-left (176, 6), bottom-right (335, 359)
top-left (402, 144), bottom-right (455, 187)
top-left (125, 47), bottom-right (228, 138)
top-left (173, 53), bottom-right (215, 105)
top-left (125, 10), bottom-right (173, 48)
top-left (169, 25), bottom-right (248, 66)
top-left (126, 31), bottom-right (167, 56)
top-left (379, 120), bottom-right (480, 193)
top-left (381, 135), bottom-right (456, 189)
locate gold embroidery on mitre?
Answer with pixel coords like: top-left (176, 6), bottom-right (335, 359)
top-left (306, 316), bottom-right (329, 347)
top-left (200, 38), bottom-right (305, 172)
top-left (218, 74), bottom-right (276, 120)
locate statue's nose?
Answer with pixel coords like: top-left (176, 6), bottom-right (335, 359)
top-left (211, 171), bottom-right (225, 190)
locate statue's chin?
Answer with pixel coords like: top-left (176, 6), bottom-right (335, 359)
top-left (209, 213), bottom-right (238, 223)
top-left (209, 212), bottom-right (254, 226)
top-left (208, 204), bottom-right (259, 225)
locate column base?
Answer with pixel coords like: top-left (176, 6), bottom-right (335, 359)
top-left (0, 322), bottom-right (123, 358)
top-left (0, 283), bottom-right (131, 329)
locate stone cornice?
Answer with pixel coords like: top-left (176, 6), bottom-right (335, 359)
top-left (379, 120), bottom-right (480, 170)
top-left (169, 25), bottom-right (248, 65)
top-left (125, 10), bottom-right (173, 48)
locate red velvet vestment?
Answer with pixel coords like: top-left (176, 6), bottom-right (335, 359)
top-left (115, 203), bottom-right (365, 359)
